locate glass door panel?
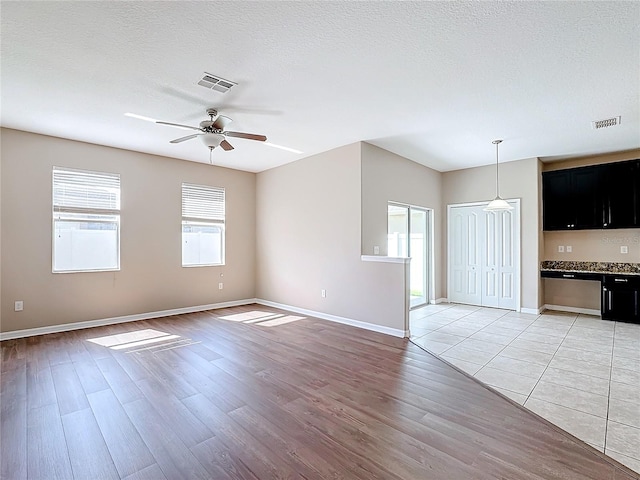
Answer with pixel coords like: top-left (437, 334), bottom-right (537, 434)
top-left (388, 204), bottom-right (429, 309)
top-left (387, 204), bottom-right (408, 257)
top-left (410, 208), bottom-right (428, 308)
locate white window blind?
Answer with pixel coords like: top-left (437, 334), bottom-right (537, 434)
top-left (52, 167), bottom-right (121, 272)
top-left (182, 183), bottom-right (225, 223)
top-left (182, 183), bottom-right (225, 266)
top-left (53, 167), bottom-right (120, 214)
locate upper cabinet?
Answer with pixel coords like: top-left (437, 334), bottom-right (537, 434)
top-left (606, 160), bottom-right (640, 228)
top-left (542, 159), bottom-right (640, 231)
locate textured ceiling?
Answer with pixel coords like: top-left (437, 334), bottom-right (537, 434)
top-left (1, 1), bottom-right (639, 172)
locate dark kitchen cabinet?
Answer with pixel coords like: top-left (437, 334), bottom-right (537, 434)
top-left (602, 275), bottom-right (640, 323)
top-left (573, 166), bottom-right (604, 229)
top-left (543, 159), bottom-right (640, 231)
top-left (542, 170), bottom-right (577, 230)
top-left (605, 160), bottom-right (640, 228)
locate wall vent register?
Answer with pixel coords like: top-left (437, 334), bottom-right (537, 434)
top-left (591, 116), bottom-right (621, 129)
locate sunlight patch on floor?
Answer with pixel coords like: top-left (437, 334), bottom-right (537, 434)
top-left (88, 329), bottom-right (179, 350)
top-left (219, 311), bottom-right (278, 322)
top-left (219, 310), bottom-right (306, 326)
top-left (256, 315), bottom-right (305, 327)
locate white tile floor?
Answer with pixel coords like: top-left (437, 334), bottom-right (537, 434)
top-left (410, 303), bottom-right (640, 473)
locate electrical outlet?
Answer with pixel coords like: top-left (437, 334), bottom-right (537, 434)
top-left (566, 246), bottom-right (572, 253)
top-left (558, 246), bottom-right (565, 253)
top-left (321, 289), bottom-right (326, 298)
top-left (621, 246), bottom-right (628, 254)
top-left (373, 245), bottom-right (380, 255)
top-left (14, 301), bottom-right (23, 312)
top-left (218, 282), bottom-right (223, 290)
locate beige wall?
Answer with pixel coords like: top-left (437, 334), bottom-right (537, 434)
top-left (360, 143), bottom-right (443, 299)
top-left (3, 124), bottom-right (634, 335)
top-left (442, 157), bottom-right (542, 311)
top-left (544, 229), bottom-right (640, 263)
top-left (1, 129), bottom-right (256, 333)
top-left (542, 149), bottom-right (640, 309)
top-left (544, 278), bottom-right (601, 311)
top-left (256, 143), bottom-right (407, 332)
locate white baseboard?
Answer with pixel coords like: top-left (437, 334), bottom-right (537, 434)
top-left (543, 304), bottom-right (601, 316)
top-left (1, 298), bottom-right (409, 341)
top-left (433, 298), bottom-right (448, 305)
top-left (0, 299), bottom-right (256, 341)
top-left (520, 307), bottom-right (543, 315)
top-left (255, 299), bottom-right (407, 338)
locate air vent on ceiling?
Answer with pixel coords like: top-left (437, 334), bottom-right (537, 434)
top-left (197, 73), bottom-right (237, 93)
top-left (591, 116), bottom-right (621, 129)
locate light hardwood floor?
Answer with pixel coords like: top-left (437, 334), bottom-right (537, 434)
top-left (1, 304), bottom-right (638, 479)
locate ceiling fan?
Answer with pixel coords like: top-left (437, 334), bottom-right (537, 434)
top-left (157, 108), bottom-right (267, 152)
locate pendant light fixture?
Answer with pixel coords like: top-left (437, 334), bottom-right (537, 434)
top-left (484, 139), bottom-right (514, 211)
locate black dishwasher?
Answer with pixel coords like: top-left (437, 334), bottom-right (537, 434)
top-left (602, 275), bottom-right (640, 323)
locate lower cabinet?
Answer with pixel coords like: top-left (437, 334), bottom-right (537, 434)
top-left (602, 276), bottom-right (640, 323)
top-left (541, 270), bottom-right (640, 323)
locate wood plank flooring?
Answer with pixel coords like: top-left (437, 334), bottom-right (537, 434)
top-left (1, 304), bottom-right (638, 479)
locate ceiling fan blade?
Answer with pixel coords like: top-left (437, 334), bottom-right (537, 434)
top-left (220, 140), bottom-right (234, 151)
top-left (213, 115), bottom-right (233, 130)
top-left (157, 121), bottom-right (201, 131)
top-left (170, 133), bottom-right (202, 144)
top-left (225, 131), bottom-right (267, 142)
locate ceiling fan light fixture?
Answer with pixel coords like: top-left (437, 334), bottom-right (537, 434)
top-left (200, 133), bottom-right (224, 149)
top-left (483, 139), bottom-right (514, 212)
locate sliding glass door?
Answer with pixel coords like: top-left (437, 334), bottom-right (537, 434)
top-left (388, 203), bottom-right (430, 308)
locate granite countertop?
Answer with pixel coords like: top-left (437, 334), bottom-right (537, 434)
top-left (541, 261), bottom-right (640, 276)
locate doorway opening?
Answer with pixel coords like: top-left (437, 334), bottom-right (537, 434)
top-left (387, 203), bottom-right (433, 309)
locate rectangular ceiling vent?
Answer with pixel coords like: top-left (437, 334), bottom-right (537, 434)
top-left (197, 73), bottom-right (237, 94)
top-left (591, 116), bottom-right (621, 129)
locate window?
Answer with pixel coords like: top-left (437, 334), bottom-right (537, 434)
top-left (182, 183), bottom-right (225, 266)
top-left (53, 167), bottom-right (120, 272)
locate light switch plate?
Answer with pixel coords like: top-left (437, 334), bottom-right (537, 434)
top-left (621, 246), bottom-right (628, 254)
top-left (558, 246), bottom-right (565, 253)
top-left (566, 246), bottom-right (572, 253)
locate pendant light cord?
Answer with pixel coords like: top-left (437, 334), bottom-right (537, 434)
top-left (493, 139), bottom-right (502, 198)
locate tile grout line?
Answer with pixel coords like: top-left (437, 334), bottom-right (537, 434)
top-left (603, 321), bottom-right (616, 455)
top-left (433, 308), bottom-right (511, 362)
top-left (416, 306), bottom-right (483, 354)
top-left (520, 312), bottom-right (578, 408)
top-left (451, 310), bottom-right (530, 379)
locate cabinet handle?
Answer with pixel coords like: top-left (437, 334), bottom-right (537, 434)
top-left (614, 278), bottom-right (628, 283)
top-left (562, 274), bottom-right (575, 278)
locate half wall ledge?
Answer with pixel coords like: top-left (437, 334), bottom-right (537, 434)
top-left (361, 255), bottom-right (411, 264)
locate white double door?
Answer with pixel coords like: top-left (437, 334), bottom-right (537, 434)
top-left (448, 202), bottom-right (519, 310)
